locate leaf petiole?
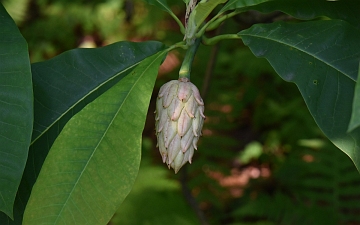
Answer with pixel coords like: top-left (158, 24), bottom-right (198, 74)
top-left (195, 9), bottom-right (243, 38)
top-left (202, 34), bottom-right (241, 45)
top-left (195, 13), bottom-right (222, 38)
top-left (166, 41), bottom-right (188, 52)
top-left (169, 12), bottom-right (186, 34)
top-left (206, 9), bottom-right (243, 31)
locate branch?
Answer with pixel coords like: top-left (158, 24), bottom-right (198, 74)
top-left (180, 166), bottom-right (209, 225)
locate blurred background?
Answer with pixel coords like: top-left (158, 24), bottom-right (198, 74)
top-left (3, 0), bottom-right (360, 224)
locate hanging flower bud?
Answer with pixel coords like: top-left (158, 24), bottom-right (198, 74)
top-left (155, 77), bottom-right (205, 173)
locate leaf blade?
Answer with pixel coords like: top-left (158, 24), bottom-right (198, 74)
top-left (0, 4), bottom-right (33, 218)
top-left (0, 41), bottom-right (164, 224)
top-left (32, 41), bottom-right (162, 141)
top-left (348, 63), bottom-right (360, 132)
top-left (246, 0), bottom-right (360, 29)
top-left (239, 20), bottom-right (360, 171)
top-left (219, 0), bottom-right (268, 14)
top-left (23, 51), bottom-right (166, 225)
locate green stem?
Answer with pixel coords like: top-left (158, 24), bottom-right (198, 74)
top-left (167, 41), bottom-right (188, 52)
top-left (179, 38), bottom-right (201, 80)
top-left (169, 13), bottom-right (186, 34)
top-left (195, 13), bottom-right (222, 38)
top-left (195, 9), bottom-right (243, 38)
top-left (206, 9), bottom-right (243, 32)
top-left (202, 34), bottom-right (241, 45)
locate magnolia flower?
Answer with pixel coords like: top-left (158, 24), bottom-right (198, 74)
top-left (155, 77), bottom-right (205, 173)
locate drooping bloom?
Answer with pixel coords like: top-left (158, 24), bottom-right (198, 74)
top-left (155, 77), bottom-right (205, 173)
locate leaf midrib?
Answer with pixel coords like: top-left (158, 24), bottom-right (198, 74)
top-left (240, 29), bottom-right (355, 82)
top-left (53, 51), bottom-right (165, 224)
top-left (30, 61), bottom-right (139, 146)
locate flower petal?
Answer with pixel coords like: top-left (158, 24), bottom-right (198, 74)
top-left (193, 136), bottom-right (199, 150)
top-left (163, 83), bottom-right (178, 108)
top-left (155, 98), bottom-right (162, 121)
top-left (168, 98), bottom-right (184, 121)
top-left (178, 108), bottom-right (192, 137)
top-left (178, 81), bottom-right (191, 102)
top-left (168, 134), bottom-right (181, 165)
top-left (199, 105), bottom-right (206, 118)
top-left (181, 128), bottom-right (193, 153)
top-left (157, 110), bottom-right (168, 132)
top-left (158, 133), bottom-right (167, 158)
top-left (198, 117), bottom-right (204, 136)
top-left (173, 150), bottom-right (185, 174)
top-left (187, 146), bottom-right (195, 164)
top-left (185, 95), bottom-right (196, 118)
top-left (158, 80), bottom-right (177, 97)
top-left (190, 83), bottom-right (204, 106)
top-left (164, 120), bottom-right (177, 148)
top-left (192, 109), bottom-right (200, 136)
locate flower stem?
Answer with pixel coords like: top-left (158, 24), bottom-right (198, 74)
top-left (179, 38), bottom-right (201, 80)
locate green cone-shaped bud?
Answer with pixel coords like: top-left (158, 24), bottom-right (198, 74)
top-left (155, 77), bottom-right (205, 173)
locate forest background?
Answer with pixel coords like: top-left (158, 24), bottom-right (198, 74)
top-left (2, 0), bottom-right (360, 224)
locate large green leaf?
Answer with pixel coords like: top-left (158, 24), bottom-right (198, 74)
top-left (218, 0), bottom-right (360, 30)
top-left (246, 0), bottom-right (360, 29)
top-left (0, 41), bottom-right (164, 224)
top-left (218, 0), bottom-right (268, 14)
top-left (239, 20), bottom-right (360, 171)
top-left (23, 50), bottom-right (166, 225)
top-left (0, 4), bottom-right (33, 218)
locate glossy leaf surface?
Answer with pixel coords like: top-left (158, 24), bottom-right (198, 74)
top-left (239, 20), bottom-right (360, 171)
top-left (246, 0), bottom-right (360, 29)
top-left (193, 0), bottom-right (227, 27)
top-left (0, 41), bottom-right (164, 224)
top-left (23, 51), bottom-right (166, 225)
top-left (0, 4), bottom-right (33, 218)
top-left (218, 0), bottom-right (268, 14)
top-left (348, 64), bottom-right (360, 132)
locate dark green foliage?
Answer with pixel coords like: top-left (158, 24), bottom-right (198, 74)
top-left (232, 144), bottom-right (360, 224)
top-left (0, 39), bottom-right (164, 224)
top-left (0, 4), bottom-right (33, 218)
top-left (245, 0), bottom-right (360, 29)
top-left (239, 20), bottom-right (360, 173)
